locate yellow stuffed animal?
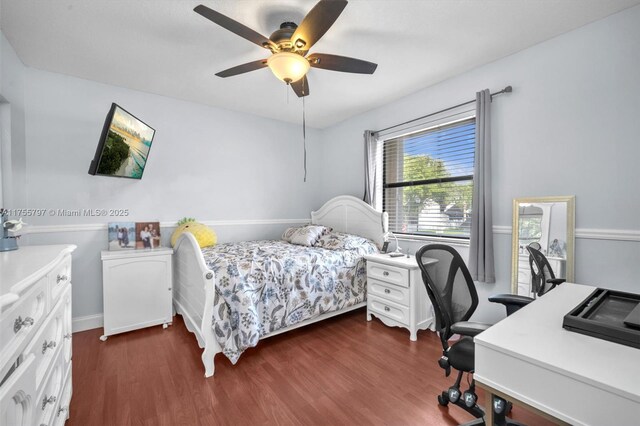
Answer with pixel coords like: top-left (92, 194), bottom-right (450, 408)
top-left (171, 218), bottom-right (217, 248)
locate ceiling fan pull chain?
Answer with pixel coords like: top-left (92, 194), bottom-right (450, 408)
top-left (303, 88), bottom-right (307, 183)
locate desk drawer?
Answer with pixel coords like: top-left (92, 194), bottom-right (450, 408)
top-left (368, 295), bottom-right (409, 325)
top-left (367, 263), bottom-right (408, 287)
top-left (49, 255), bottom-right (71, 309)
top-left (368, 279), bottom-right (410, 306)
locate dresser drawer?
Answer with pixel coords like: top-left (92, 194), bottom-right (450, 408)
top-left (49, 255), bottom-right (72, 309)
top-left (61, 288), bottom-right (72, 366)
top-left (367, 262), bottom-right (409, 287)
top-left (52, 368), bottom-right (71, 426)
top-left (33, 349), bottom-right (65, 426)
top-left (0, 277), bottom-right (48, 377)
top-left (368, 278), bottom-right (410, 306)
top-left (0, 354), bottom-right (36, 426)
top-left (23, 285), bottom-right (69, 391)
top-left (368, 295), bottom-right (409, 325)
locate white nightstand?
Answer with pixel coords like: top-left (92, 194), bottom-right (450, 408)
top-left (365, 253), bottom-right (436, 341)
top-left (100, 247), bottom-right (173, 341)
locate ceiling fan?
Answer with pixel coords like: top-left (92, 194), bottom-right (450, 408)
top-left (194, 0), bottom-right (378, 97)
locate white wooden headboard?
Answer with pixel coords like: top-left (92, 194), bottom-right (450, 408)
top-left (311, 195), bottom-right (389, 248)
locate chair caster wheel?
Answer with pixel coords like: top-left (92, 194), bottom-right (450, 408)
top-left (493, 396), bottom-right (507, 414)
top-left (447, 386), bottom-right (461, 403)
top-left (438, 393), bottom-right (449, 406)
top-left (463, 390), bottom-right (477, 408)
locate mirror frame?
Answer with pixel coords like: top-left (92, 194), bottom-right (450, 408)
top-left (511, 195), bottom-right (576, 293)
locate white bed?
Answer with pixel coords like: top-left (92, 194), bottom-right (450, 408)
top-left (172, 195), bottom-right (389, 377)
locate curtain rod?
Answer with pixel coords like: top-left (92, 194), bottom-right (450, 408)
top-left (373, 85), bottom-right (512, 135)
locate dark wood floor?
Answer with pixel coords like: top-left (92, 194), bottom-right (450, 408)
top-left (70, 309), bottom-right (554, 426)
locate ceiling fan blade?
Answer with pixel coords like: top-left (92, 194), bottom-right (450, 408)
top-left (215, 59), bottom-right (268, 78)
top-left (291, 0), bottom-right (348, 52)
top-left (308, 53), bottom-right (377, 74)
top-left (194, 5), bottom-right (274, 50)
top-left (291, 76), bottom-right (310, 98)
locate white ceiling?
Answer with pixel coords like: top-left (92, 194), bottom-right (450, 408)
top-left (1, 0), bottom-right (638, 128)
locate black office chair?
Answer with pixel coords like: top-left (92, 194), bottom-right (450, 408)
top-left (416, 244), bottom-right (524, 426)
top-left (526, 245), bottom-right (566, 297)
top-left (488, 244), bottom-right (567, 316)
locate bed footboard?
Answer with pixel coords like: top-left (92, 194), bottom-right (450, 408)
top-left (173, 232), bottom-right (220, 377)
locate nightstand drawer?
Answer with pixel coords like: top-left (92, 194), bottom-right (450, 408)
top-left (368, 295), bottom-right (409, 325)
top-left (367, 262), bottom-right (408, 287)
top-left (368, 279), bottom-right (410, 306)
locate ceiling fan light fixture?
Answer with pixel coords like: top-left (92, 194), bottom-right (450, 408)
top-left (267, 52), bottom-right (310, 84)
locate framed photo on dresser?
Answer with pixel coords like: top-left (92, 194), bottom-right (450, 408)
top-left (136, 221), bottom-right (161, 249)
top-left (108, 222), bottom-right (136, 250)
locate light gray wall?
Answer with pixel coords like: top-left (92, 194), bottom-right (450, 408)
top-left (319, 5), bottom-right (640, 323)
top-left (0, 32), bottom-right (27, 208)
top-left (22, 68), bottom-right (323, 225)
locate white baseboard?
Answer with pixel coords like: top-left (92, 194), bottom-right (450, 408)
top-left (72, 314), bottom-right (103, 333)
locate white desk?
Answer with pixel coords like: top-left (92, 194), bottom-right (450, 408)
top-left (475, 283), bottom-right (640, 426)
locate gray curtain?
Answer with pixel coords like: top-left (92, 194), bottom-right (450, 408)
top-left (469, 89), bottom-right (495, 283)
top-left (363, 130), bottom-right (381, 208)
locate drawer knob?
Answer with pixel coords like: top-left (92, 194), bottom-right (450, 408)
top-left (13, 316), bottom-right (35, 333)
top-left (384, 289), bottom-right (391, 294)
top-left (383, 271), bottom-right (389, 276)
top-left (384, 306), bottom-right (391, 312)
top-left (64, 333), bottom-right (72, 340)
top-left (57, 274), bottom-right (68, 283)
top-left (42, 395), bottom-right (57, 410)
top-left (58, 406), bottom-right (68, 417)
top-left (42, 340), bottom-right (57, 354)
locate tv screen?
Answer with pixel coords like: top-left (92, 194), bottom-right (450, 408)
top-left (88, 103), bottom-right (155, 179)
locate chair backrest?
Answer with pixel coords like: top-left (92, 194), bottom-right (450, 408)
top-left (415, 244), bottom-right (478, 342)
top-left (526, 245), bottom-right (558, 297)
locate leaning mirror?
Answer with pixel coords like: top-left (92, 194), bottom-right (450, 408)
top-left (511, 196), bottom-right (575, 295)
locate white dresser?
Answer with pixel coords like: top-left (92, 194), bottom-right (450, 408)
top-left (0, 244), bottom-right (76, 426)
top-left (364, 253), bottom-right (435, 341)
top-left (100, 247), bottom-right (173, 340)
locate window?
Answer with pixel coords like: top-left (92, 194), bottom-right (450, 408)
top-left (518, 205), bottom-right (544, 246)
top-left (382, 117), bottom-right (475, 238)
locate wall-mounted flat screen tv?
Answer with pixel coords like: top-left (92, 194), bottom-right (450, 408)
top-left (88, 103), bottom-right (155, 179)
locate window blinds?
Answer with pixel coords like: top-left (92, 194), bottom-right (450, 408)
top-left (382, 117), bottom-right (475, 238)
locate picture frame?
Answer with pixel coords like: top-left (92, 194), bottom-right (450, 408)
top-left (136, 221), bottom-right (161, 249)
top-left (108, 222), bottom-right (136, 250)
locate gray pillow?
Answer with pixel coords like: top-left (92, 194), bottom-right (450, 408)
top-left (282, 225), bottom-right (331, 246)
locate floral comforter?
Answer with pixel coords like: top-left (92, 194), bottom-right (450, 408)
top-left (202, 238), bottom-right (378, 363)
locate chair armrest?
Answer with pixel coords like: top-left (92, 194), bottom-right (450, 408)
top-left (488, 293), bottom-right (534, 307)
top-left (547, 278), bottom-right (566, 285)
top-left (451, 321), bottom-right (491, 337)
